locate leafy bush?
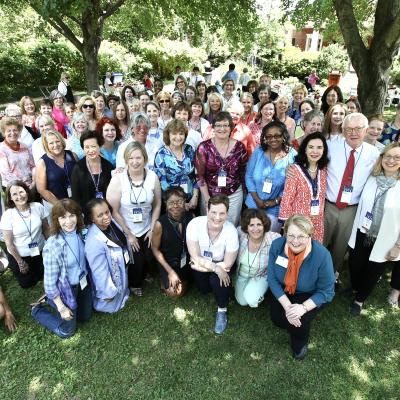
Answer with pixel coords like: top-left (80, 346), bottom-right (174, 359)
top-left (390, 57), bottom-right (400, 86)
top-left (315, 44), bottom-right (348, 79)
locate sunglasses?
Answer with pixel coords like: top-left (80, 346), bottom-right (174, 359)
top-left (82, 104), bottom-right (95, 109)
top-left (159, 99), bottom-right (170, 103)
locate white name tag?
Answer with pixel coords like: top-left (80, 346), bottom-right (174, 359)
top-left (362, 211), bottom-right (373, 230)
top-left (217, 171), bottom-right (227, 187)
top-left (262, 179), bottom-right (273, 193)
top-left (80, 275), bottom-right (88, 290)
top-left (310, 199), bottom-right (320, 216)
top-left (180, 183), bottom-right (188, 193)
top-left (132, 208), bottom-right (143, 223)
top-left (29, 242), bottom-right (40, 257)
top-left (340, 185), bottom-right (353, 204)
top-left (67, 186), bottom-right (72, 197)
top-left (276, 255), bottom-right (288, 268)
top-left (124, 250), bottom-right (130, 264)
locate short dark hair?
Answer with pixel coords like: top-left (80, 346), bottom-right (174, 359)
top-left (171, 101), bottom-right (192, 119)
top-left (260, 120), bottom-right (291, 153)
top-left (80, 130), bottom-right (104, 149)
top-left (4, 181), bottom-right (34, 209)
top-left (86, 198), bottom-right (113, 224)
top-left (295, 132), bottom-right (329, 170)
top-left (229, 63), bottom-right (235, 70)
top-left (208, 195), bottom-right (229, 211)
top-left (39, 98), bottom-right (53, 108)
top-left (163, 119), bottom-right (188, 145)
top-left (212, 111), bottom-right (234, 130)
top-left (299, 99), bottom-right (315, 113)
top-left (164, 187), bottom-right (186, 202)
top-left (106, 95), bottom-right (120, 108)
top-left (190, 97), bottom-right (205, 116)
top-left (240, 208), bottom-right (271, 234)
top-left (121, 85), bottom-right (136, 101)
top-left (257, 84), bottom-right (271, 96)
top-left (50, 199), bottom-right (84, 236)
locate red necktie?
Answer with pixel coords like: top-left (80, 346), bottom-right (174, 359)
top-left (336, 149), bottom-right (355, 209)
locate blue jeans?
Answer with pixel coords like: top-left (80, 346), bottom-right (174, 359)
top-left (31, 284), bottom-right (92, 339)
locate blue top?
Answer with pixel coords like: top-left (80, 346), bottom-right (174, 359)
top-left (69, 135), bottom-right (85, 160)
top-left (42, 150), bottom-right (76, 199)
top-left (267, 236), bottom-right (335, 307)
top-left (100, 143), bottom-right (119, 168)
top-left (63, 230), bottom-right (85, 285)
top-left (245, 146), bottom-right (296, 216)
top-left (287, 100), bottom-right (301, 123)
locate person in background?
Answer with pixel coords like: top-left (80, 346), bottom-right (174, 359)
top-left (287, 84), bottom-right (308, 123)
top-left (39, 99), bottom-right (53, 118)
top-left (186, 195), bottom-right (239, 334)
top-left (235, 209), bottom-right (280, 308)
top-left (320, 85), bottom-right (344, 115)
top-left (292, 109), bottom-right (324, 151)
top-left (239, 68), bottom-right (251, 91)
top-left (253, 84), bottom-right (271, 112)
top-left (0, 287), bottom-right (17, 333)
top-left (185, 86), bottom-right (197, 103)
top-left (189, 98), bottom-right (210, 136)
top-left (240, 92), bottom-right (256, 126)
top-left (49, 90), bottom-right (68, 139)
top-left (221, 79), bottom-right (240, 110)
top-left (114, 100), bottom-right (131, 142)
top-left (205, 92), bottom-right (224, 125)
top-left (222, 63), bottom-right (239, 84)
top-left (145, 101), bottom-right (164, 144)
top-left (195, 81), bottom-right (208, 104)
top-left (31, 115), bottom-right (56, 164)
top-left (247, 80), bottom-right (259, 103)
top-left (57, 72), bottom-right (75, 103)
top-left (276, 96), bottom-right (296, 140)
top-left (104, 72), bottom-right (113, 94)
top-left (348, 143), bottom-right (400, 315)
top-left (171, 91), bottom-right (185, 107)
top-left (307, 70), bottom-right (319, 92)
top-left (175, 75), bottom-right (188, 95)
top-left (152, 187), bottom-right (194, 297)
top-left (322, 103), bottom-right (347, 141)
top-left (156, 91), bottom-right (172, 129)
top-left (106, 94), bottom-right (120, 113)
top-left (92, 91), bottom-right (113, 118)
top-left (64, 103), bottom-right (77, 124)
top-left (66, 112), bottom-right (88, 160)
top-left (138, 91), bottom-right (151, 112)
top-left (121, 85), bottom-right (136, 103)
top-left (153, 79), bottom-right (164, 97)
top-left (189, 66), bottom-right (205, 87)
top-left (345, 98), bottom-right (361, 114)
top-left (364, 114), bottom-right (385, 152)
top-left (143, 72), bottom-right (153, 91)
top-left (268, 215), bottom-right (335, 360)
top-left (380, 103), bottom-right (400, 145)
top-left (293, 100), bottom-right (316, 140)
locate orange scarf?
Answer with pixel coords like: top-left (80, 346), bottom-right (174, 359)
top-left (284, 246), bottom-right (307, 295)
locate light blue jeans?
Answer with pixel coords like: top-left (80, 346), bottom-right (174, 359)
top-left (235, 274), bottom-right (268, 308)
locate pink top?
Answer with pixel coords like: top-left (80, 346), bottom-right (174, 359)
top-left (52, 108), bottom-right (68, 138)
top-left (279, 164), bottom-right (327, 243)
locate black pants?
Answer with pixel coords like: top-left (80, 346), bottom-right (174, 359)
top-left (349, 230), bottom-right (400, 302)
top-left (192, 269), bottom-right (234, 308)
top-left (270, 292), bottom-right (322, 354)
top-left (7, 251), bottom-right (43, 289)
top-left (129, 234), bottom-right (153, 288)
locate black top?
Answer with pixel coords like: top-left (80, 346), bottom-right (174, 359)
top-left (158, 211), bottom-right (193, 271)
top-left (71, 156), bottom-right (112, 213)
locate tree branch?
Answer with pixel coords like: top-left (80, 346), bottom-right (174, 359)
top-left (372, 0), bottom-right (400, 50)
top-left (47, 17), bottom-right (83, 53)
top-left (103, 0), bottom-right (126, 18)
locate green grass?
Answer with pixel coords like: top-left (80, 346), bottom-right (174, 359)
top-left (1, 268), bottom-right (399, 400)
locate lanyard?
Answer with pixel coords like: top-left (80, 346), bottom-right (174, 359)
top-left (16, 206), bottom-right (33, 240)
top-left (247, 237), bottom-right (263, 276)
top-left (128, 169), bottom-right (147, 204)
top-left (62, 232), bottom-right (83, 267)
top-left (207, 226), bottom-right (223, 251)
top-left (301, 165), bottom-right (319, 198)
top-left (87, 159), bottom-right (101, 191)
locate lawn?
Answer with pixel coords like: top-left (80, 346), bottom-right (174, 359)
top-left (1, 266), bottom-right (399, 400)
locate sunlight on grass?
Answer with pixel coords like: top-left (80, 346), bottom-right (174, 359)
top-left (131, 355), bottom-right (140, 366)
top-left (28, 376), bottom-right (43, 393)
top-left (385, 349), bottom-right (400, 362)
top-left (223, 352), bottom-right (232, 361)
top-left (173, 307), bottom-right (195, 327)
top-left (151, 337), bottom-right (160, 346)
top-left (348, 357), bottom-right (370, 384)
top-left (366, 308), bottom-right (387, 322)
top-left (250, 352), bottom-right (263, 361)
top-left (362, 337), bottom-right (373, 345)
top-left (350, 391), bottom-right (364, 400)
top-left (51, 383), bottom-right (65, 396)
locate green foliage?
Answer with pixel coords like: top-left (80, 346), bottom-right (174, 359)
top-left (390, 57), bottom-right (400, 86)
top-left (315, 44), bottom-right (349, 79)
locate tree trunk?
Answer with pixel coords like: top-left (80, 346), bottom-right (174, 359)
top-left (83, 45), bottom-right (100, 92)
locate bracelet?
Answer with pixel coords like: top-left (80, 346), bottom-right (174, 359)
top-left (275, 198), bottom-right (279, 205)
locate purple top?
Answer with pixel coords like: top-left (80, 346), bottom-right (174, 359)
top-left (195, 138), bottom-right (247, 196)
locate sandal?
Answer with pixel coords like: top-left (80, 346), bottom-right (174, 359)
top-left (130, 287), bottom-right (143, 297)
top-left (30, 294), bottom-right (47, 308)
top-left (387, 295), bottom-right (399, 308)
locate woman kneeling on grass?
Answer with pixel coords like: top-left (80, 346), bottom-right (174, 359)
top-left (267, 215), bottom-right (335, 360)
top-left (31, 199), bottom-right (92, 339)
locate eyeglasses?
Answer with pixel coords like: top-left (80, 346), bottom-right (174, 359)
top-left (214, 123), bottom-right (230, 129)
top-left (287, 234), bottom-right (309, 242)
top-left (265, 134), bottom-right (282, 141)
top-left (167, 200), bottom-right (185, 206)
top-left (159, 99), bottom-right (170, 103)
top-left (343, 127), bottom-right (364, 134)
top-left (176, 81), bottom-right (185, 85)
top-left (82, 104), bottom-right (95, 109)
top-left (382, 154), bottom-right (400, 162)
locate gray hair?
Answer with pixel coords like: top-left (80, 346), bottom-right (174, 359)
top-left (71, 112), bottom-right (89, 130)
top-left (131, 112), bottom-right (151, 130)
top-left (342, 112), bottom-right (368, 129)
top-left (35, 115), bottom-right (55, 130)
top-left (49, 90), bottom-right (65, 102)
top-left (303, 109), bottom-right (324, 124)
top-left (4, 104), bottom-right (22, 117)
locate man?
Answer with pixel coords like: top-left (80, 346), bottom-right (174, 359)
top-left (324, 113), bottom-right (380, 284)
top-left (222, 63), bottom-right (238, 84)
top-left (221, 79), bottom-right (240, 111)
top-left (0, 286), bottom-right (17, 333)
top-left (152, 187), bottom-right (194, 297)
top-left (238, 68), bottom-right (251, 91)
top-left (189, 66), bottom-right (205, 87)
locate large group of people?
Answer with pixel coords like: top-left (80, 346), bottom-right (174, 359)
top-left (0, 68), bottom-right (399, 361)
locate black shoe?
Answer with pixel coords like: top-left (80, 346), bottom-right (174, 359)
top-left (293, 344), bottom-right (308, 360)
top-left (350, 302), bottom-right (362, 317)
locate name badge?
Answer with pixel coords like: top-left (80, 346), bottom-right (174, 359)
top-left (276, 255), bottom-right (288, 268)
top-left (95, 191), bottom-right (104, 199)
top-left (29, 242), bottom-right (40, 257)
top-left (180, 252), bottom-right (187, 268)
top-left (262, 179), bottom-right (273, 193)
top-left (217, 171), bottom-right (227, 187)
top-left (340, 185), bottom-right (353, 204)
top-left (124, 250), bottom-right (130, 264)
top-left (203, 250), bottom-right (213, 261)
top-left (67, 186), bottom-right (72, 197)
top-left (80, 274), bottom-right (88, 290)
top-left (362, 211), bottom-right (373, 230)
top-left (310, 199), bottom-right (320, 216)
top-left (132, 208), bottom-right (143, 223)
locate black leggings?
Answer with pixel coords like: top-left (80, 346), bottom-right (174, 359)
top-left (7, 251), bottom-right (44, 289)
top-left (128, 234), bottom-right (153, 288)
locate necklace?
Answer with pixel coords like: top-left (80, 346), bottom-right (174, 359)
top-left (307, 166), bottom-right (318, 173)
top-left (129, 169), bottom-right (145, 187)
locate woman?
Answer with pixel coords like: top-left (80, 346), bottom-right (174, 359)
top-left (248, 101), bottom-right (276, 146)
top-left (96, 117), bottom-right (121, 168)
top-left (64, 102), bottom-right (77, 136)
top-left (171, 91), bottom-right (185, 107)
top-left (245, 120), bottom-right (296, 233)
top-left (85, 198), bottom-right (130, 313)
top-left (0, 117), bottom-right (35, 190)
top-left (321, 85), bottom-right (344, 115)
top-left (345, 98), bottom-right (361, 114)
top-left (66, 112), bottom-right (88, 160)
top-left (152, 187), bottom-right (194, 297)
top-left (268, 215), bottom-right (335, 359)
top-left (189, 98), bottom-right (210, 136)
top-left (32, 115), bottom-right (56, 164)
top-left (20, 96), bottom-right (38, 134)
top-left (185, 85), bottom-right (197, 103)
top-left (107, 142), bottom-right (162, 296)
top-left (36, 129), bottom-right (76, 215)
top-left (322, 103), bottom-right (347, 141)
top-left (92, 90), bottom-right (113, 118)
top-left (348, 143), bottom-right (400, 314)
top-left (0, 181), bottom-right (49, 288)
top-left (247, 80), bottom-right (259, 103)
top-left (31, 199), bottom-right (92, 339)
top-left (71, 131), bottom-right (113, 214)
top-left (121, 85), bottom-right (136, 103)
top-left (154, 119), bottom-right (199, 210)
top-left (107, 94), bottom-right (120, 113)
top-left (50, 90), bottom-right (69, 138)
top-left (156, 91), bottom-right (172, 129)
top-left (186, 195), bottom-right (239, 334)
top-left (253, 84), bottom-right (271, 112)
top-left (236, 209), bottom-right (280, 308)
top-left (195, 81), bottom-right (207, 104)
top-left (195, 112), bottom-right (247, 226)
top-left (205, 92), bottom-right (224, 124)
top-left (77, 96), bottom-right (98, 130)
top-left (145, 101), bottom-right (164, 145)
top-left (138, 91), bottom-right (150, 112)
top-left (279, 132), bottom-right (329, 242)
top-left (287, 84), bottom-right (308, 123)
top-left (276, 96), bottom-right (296, 140)
top-left (240, 92), bottom-right (256, 126)
top-left (293, 100), bottom-right (316, 140)
top-left (175, 75), bottom-right (188, 95)
top-left (57, 72), bottom-right (74, 103)
top-left (292, 110), bottom-right (323, 150)
top-left (114, 100), bottom-right (131, 142)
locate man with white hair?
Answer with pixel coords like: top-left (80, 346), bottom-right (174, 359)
top-left (4, 104), bottom-right (34, 148)
top-left (324, 112), bottom-right (380, 284)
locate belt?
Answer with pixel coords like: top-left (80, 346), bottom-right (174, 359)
top-left (326, 199), bottom-right (358, 207)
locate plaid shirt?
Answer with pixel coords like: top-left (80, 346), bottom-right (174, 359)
top-left (237, 228), bottom-right (281, 277)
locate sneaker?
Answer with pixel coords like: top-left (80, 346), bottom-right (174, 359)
top-left (214, 311), bottom-right (227, 334)
top-left (293, 344), bottom-right (308, 360)
top-left (350, 302), bottom-right (362, 317)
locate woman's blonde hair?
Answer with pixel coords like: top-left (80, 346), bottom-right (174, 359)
top-left (124, 141), bottom-right (148, 166)
top-left (42, 129), bottom-right (66, 154)
top-left (284, 214), bottom-right (314, 237)
top-left (372, 142), bottom-right (400, 179)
